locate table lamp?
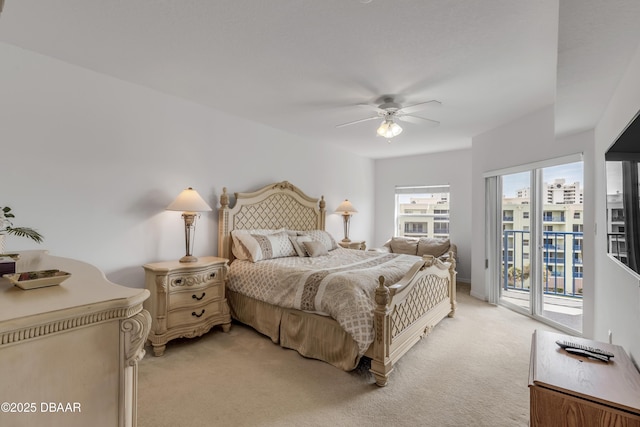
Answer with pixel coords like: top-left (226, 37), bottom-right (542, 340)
top-left (335, 199), bottom-right (358, 242)
top-left (166, 187), bottom-right (212, 262)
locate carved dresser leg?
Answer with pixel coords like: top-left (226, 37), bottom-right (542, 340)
top-left (152, 344), bottom-right (166, 357)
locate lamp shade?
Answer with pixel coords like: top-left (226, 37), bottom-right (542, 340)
top-left (166, 187), bottom-right (212, 213)
top-left (376, 119), bottom-right (403, 138)
top-left (335, 199), bottom-right (358, 215)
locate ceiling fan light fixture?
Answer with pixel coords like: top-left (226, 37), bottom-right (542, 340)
top-left (376, 118), bottom-right (402, 138)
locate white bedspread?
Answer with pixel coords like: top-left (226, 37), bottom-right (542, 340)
top-left (227, 248), bottom-right (421, 355)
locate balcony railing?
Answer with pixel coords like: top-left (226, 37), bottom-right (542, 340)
top-left (503, 230), bottom-right (583, 298)
top-left (607, 232), bottom-right (626, 256)
top-left (543, 215), bottom-right (566, 222)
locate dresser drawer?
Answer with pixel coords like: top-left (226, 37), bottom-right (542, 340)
top-left (167, 300), bottom-right (224, 329)
top-left (167, 265), bottom-right (224, 291)
top-left (169, 283), bottom-right (224, 310)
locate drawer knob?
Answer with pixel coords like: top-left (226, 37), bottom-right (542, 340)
top-left (209, 272), bottom-right (217, 279)
top-left (192, 292), bottom-right (206, 301)
top-left (175, 278), bottom-right (183, 285)
top-left (192, 309), bottom-right (205, 318)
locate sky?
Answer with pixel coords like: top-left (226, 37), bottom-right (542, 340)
top-left (605, 162), bottom-right (622, 194)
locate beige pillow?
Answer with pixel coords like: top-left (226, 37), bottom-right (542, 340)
top-left (289, 235), bottom-right (313, 257)
top-left (417, 237), bottom-right (450, 258)
top-left (299, 230), bottom-right (338, 251)
top-left (303, 240), bottom-right (328, 257)
top-left (389, 237), bottom-right (419, 255)
top-left (231, 229), bottom-right (285, 260)
top-left (235, 231), bottom-right (296, 262)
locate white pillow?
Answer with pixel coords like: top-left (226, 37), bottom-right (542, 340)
top-left (289, 235), bottom-right (313, 257)
top-left (299, 230), bottom-right (338, 251)
top-left (235, 231), bottom-right (297, 262)
top-left (231, 229), bottom-right (285, 260)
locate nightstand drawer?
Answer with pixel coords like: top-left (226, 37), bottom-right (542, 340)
top-left (167, 300), bottom-right (224, 329)
top-left (167, 266), bottom-right (224, 291)
top-left (169, 284), bottom-right (223, 310)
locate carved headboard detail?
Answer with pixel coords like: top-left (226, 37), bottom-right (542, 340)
top-left (218, 181), bottom-right (326, 261)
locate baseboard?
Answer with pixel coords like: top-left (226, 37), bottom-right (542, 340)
top-left (469, 290), bottom-right (487, 301)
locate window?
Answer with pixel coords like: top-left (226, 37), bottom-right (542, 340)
top-left (395, 185), bottom-right (450, 239)
top-left (404, 222), bottom-right (428, 234)
top-left (434, 222), bottom-right (450, 235)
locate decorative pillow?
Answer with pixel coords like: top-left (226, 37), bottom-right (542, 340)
top-left (233, 229), bottom-right (293, 262)
top-left (300, 230), bottom-right (338, 251)
top-left (417, 237), bottom-right (450, 258)
top-left (231, 229), bottom-right (283, 260)
top-left (303, 240), bottom-right (328, 257)
top-left (289, 235), bottom-right (313, 257)
top-left (389, 237), bottom-right (419, 255)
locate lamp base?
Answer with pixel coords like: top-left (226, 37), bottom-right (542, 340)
top-left (179, 255), bottom-right (198, 263)
top-left (341, 238), bottom-right (351, 242)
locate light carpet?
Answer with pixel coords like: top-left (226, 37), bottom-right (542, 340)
top-left (137, 284), bottom-right (558, 427)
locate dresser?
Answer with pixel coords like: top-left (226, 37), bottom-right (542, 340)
top-left (529, 329), bottom-right (640, 426)
top-left (0, 250), bottom-right (151, 427)
top-left (143, 256), bottom-right (231, 356)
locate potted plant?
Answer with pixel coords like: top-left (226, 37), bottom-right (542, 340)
top-left (0, 206), bottom-right (44, 253)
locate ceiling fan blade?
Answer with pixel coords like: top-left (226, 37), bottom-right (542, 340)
top-left (357, 103), bottom-right (386, 114)
top-left (398, 100), bottom-right (442, 115)
top-left (397, 115), bottom-right (440, 126)
top-left (335, 116), bottom-right (381, 128)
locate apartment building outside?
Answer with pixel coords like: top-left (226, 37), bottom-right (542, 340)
top-left (503, 179), bottom-right (584, 297)
top-left (396, 189), bottom-right (450, 239)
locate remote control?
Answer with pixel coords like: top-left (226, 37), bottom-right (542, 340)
top-left (563, 347), bottom-right (611, 363)
top-left (556, 340), bottom-right (614, 360)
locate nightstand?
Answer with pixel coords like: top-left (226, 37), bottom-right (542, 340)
top-left (338, 240), bottom-right (366, 250)
top-left (143, 256), bottom-right (231, 356)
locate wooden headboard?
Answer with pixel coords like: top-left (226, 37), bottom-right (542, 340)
top-left (217, 181), bottom-right (326, 261)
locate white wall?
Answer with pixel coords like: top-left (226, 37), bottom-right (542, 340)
top-left (0, 43), bottom-right (374, 288)
top-left (373, 149), bottom-right (472, 283)
top-left (593, 40), bottom-right (640, 362)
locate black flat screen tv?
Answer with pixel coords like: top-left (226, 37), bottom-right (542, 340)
top-left (605, 109), bottom-right (640, 275)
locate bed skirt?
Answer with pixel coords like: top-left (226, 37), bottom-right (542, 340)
top-left (227, 289), bottom-right (362, 371)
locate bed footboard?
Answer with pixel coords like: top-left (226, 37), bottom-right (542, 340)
top-left (369, 253), bottom-right (456, 387)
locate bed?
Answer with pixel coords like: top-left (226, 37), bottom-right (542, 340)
top-left (217, 181), bottom-right (456, 386)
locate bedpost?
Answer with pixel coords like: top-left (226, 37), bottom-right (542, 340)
top-left (218, 187), bottom-right (230, 260)
top-left (370, 275), bottom-right (393, 387)
top-left (319, 196), bottom-right (326, 230)
top-left (446, 253), bottom-right (457, 318)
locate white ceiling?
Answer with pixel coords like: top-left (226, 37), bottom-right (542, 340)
top-left (1, 0), bottom-right (639, 159)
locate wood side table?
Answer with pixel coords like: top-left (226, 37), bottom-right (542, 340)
top-left (143, 256), bottom-right (231, 356)
top-left (529, 329), bottom-right (640, 426)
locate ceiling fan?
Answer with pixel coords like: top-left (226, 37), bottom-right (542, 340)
top-left (336, 97), bottom-right (441, 139)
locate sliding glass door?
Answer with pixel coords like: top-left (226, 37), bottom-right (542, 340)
top-left (488, 157), bottom-right (583, 334)
top-left (500, 171), bottom-right (532, 314)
